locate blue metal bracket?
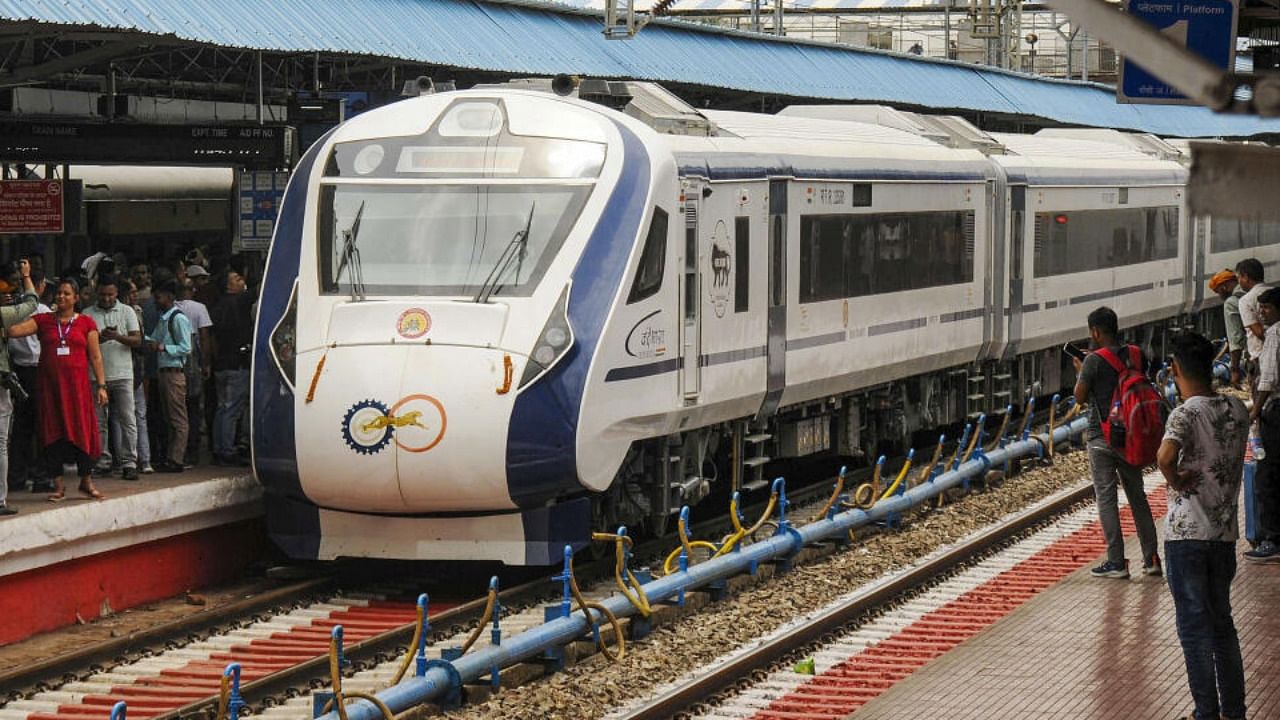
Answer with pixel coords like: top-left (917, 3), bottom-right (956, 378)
top-left (415, 594), bottom-right (430, 677)
top-left (1022, 397), bottom-right (1037, 441)
top-left (952, 423), bottom-right (972, 472)
top-left (732, 491), bottom-right (759, 576)
top-left (110, 701), bottom-right (126, 720)
top-left (423, 659), bottom-right (463, 709)
top-left (313, 692), bottom-right (334, 719)
top-left (331, 626), bottom-right (350, 668)
top-left (771, 477), bottom-right (802, 572)
top-left (223, 663), bottom-right (245, 720)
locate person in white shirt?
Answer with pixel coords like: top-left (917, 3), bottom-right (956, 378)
top-left (7, 270), bottom-right (48, 491)
top-left (1233, 258), bottom-right (1270, 379)
top-left (83, 275), bottom-right (142, 480)
top-left (1156, 331), bottom-right (1249, 720)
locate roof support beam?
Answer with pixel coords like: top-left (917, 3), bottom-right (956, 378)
top-left (1, 39), bottom-right (146, 84)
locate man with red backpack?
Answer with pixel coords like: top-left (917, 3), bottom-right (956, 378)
top-left (1073, 306), bottom-right (1162, 579)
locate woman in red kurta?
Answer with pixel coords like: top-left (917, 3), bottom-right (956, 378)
top-left (10, 279), bottom-right (109, 501)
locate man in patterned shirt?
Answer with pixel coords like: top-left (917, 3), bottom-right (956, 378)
top-left (1157, 331), bottom-right (1248, 720)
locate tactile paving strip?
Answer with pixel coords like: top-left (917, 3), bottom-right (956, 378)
top-left (689, 477), bottom-right (1167, 720)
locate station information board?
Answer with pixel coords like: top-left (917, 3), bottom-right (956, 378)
top-left (238, 170), bottom-right (289, 252)
top-left (0, 122), bottom-right (296, 168)
top-left (0, 180), bottom-right (64, 234)
top-left (1118, 0), bottom-right (1239, 104)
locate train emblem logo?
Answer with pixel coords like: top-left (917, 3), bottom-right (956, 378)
top-left (341, 395), bottom-right (447, 455)
top-left (708, 220), bottom-right (732, 318)
top-left (397, 308), bottom-right (431, 339)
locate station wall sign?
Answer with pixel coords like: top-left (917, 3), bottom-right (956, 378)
top-left (0, 180), bottom-right (63, 235)
top-left (238, 170), bottom-right (289, 252)
top-left (1118, 0), bottom-right (1239, 105)
top-left (0, 122), bottom-right (297, 168)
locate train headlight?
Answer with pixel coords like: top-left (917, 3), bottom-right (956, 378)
top-left (519, 286), bottom-right (573, 390)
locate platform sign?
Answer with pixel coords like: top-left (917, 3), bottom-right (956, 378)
top-left (1118, 0), bottom-right (1238, 105)
top-left (237, 170), bottom-right (288, 251)
top-left (0, 180), bottom-right (63, 234)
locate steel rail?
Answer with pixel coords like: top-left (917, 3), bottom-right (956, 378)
top-left (0, 577), bottom-right (333, 693)
top-left (317, 416), bottom-right (1089, 720)
top-left (612, 480), bottom-right (1096, 720)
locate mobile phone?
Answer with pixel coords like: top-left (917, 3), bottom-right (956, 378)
top-left (1063, 342), bottom-right (1088, 361)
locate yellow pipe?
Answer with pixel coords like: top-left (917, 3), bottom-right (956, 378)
top-left (810, 470), bottom-right (847, 523)
top-left (916, 443), bottom-right (944, 486)
top-left (457, 585), bottom-right (498, 655)
top-left (851, 460), bottom-right (884, 509)
top-left (216, 675), bottom-right (230, 720)
top-left (389, 600), bottom-right (426, 686)
top-left (567, 553), bottom-right (625, 662)
top-left (592, 532), bottom-right (652, 617)
top-left (879, 456), bottom-right (914, 501)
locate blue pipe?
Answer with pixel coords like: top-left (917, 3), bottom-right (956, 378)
top-left (319, 416), bottom-right (1089, 720)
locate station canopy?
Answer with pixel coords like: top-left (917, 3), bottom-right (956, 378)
top-left (1, 0), bottom-right (1279, 137)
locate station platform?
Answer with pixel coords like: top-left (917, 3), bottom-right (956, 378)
top-left (845, 491), bottom-right (1280, 720)
top-left (0, 469), bottom-right (263, 645)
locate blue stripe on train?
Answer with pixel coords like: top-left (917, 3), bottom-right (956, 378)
top-left (251, 131), bottom-right (334, 560)
top-left (505, 120), bottom-right (651, 507)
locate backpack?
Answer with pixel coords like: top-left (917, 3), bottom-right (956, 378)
top-left (1096, 345), bottom-right (1166, 466)
top-left (166, 309), bottom-right (202, 399)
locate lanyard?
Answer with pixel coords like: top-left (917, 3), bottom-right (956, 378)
top-left (56, 314), bottom-right (76, 347)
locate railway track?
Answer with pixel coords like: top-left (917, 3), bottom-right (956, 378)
top-left (609, 473), bottom-right (1158, 720)
top-left (4, 406), bottom-right (1073, 720)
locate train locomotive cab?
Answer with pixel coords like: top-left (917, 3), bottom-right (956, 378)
top-left (253, 91), bottom-right (660, 564)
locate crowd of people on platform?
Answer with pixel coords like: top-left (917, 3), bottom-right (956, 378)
top-left (1070, 256), bottom-right (1280, 720)
top-left (0, 248), bottom-right (255, 515)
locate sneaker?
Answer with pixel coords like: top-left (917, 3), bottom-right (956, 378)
top-left (91, 465), bottom-right (114, 478)
top-left (1244, 540), bottom-right (1280, 563)
top-left (0, 504), bottom-right (16, 516)
top-left (1142, 554), bottom-right (1163, 577)
top-left (121, 467), bottom-right (139, 481)
top-left (141, 464), bottom-right (154, 475)
top-left (1090, 560), bottom-right (1130, 579)
top-left (156, 461), bottom-right (184, 474)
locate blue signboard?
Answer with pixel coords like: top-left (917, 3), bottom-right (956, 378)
top-left (238, 170), bottom-right (289, 252)
top-left (1118, 0), bottom-right (1238, 104)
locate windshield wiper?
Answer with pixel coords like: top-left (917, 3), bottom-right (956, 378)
top-left (334, 201), bottom-right (366, 302)
top-left (474, 204), bottom-right (535, 304)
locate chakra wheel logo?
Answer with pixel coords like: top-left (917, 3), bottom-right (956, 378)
top-left (342, 399), bottom-right (393, 455)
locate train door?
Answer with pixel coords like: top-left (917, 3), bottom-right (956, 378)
top-left (682, 180), bottom-right (703, 401)
top-left (1006, 185), bottom-right (1027, 356)
top-left (758, 178), bottom-right (788, 418)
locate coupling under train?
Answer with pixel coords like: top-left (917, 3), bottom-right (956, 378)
top-left (251, 82), bottom-right (1280, 565)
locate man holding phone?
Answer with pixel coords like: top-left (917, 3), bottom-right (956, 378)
top-left (84, 275), bottom-right (141, 480)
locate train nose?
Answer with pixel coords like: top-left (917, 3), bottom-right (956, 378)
top-left (294, 303), bottom-right (520, 514)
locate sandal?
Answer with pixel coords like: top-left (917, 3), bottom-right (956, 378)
top-left (47, 492), bottom-right (65, 503)
top-left (78, 486), bottom-right (105, 501)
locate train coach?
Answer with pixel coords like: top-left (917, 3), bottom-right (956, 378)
top-left (251, 83), bottom-right (1279, 565)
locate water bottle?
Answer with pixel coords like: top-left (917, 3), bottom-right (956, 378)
top-left (1252, 422), bottom-right (1265, 461)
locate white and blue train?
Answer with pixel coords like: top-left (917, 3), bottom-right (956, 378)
top-left (252, 83), bottom-right (1279, 565)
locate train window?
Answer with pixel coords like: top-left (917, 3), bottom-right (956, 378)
top-left (798, 211), bottom-right (974, 303)
top-left (628, 208), bottom-right (668, 304)
top-left (318, 183), bottom-right (592, 297)
top-left (1210, 218), bottom-right (1280, 252)
top-left (1033, 206), bottom-right (1178, 277)
top-left (735, 217), bottom-right (750, 313)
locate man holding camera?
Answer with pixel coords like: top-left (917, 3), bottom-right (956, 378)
top-left (0, 261), bottom-right (42, 515)
top-left (84, 275), bottom-right (141, 480)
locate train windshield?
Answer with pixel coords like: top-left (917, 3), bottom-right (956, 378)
top-left (319, 182), bottom-right (592, 297)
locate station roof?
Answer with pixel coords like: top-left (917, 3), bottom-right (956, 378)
top-left (3, 0), bottom-right (1278, 137)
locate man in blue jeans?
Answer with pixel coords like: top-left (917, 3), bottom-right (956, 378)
top-left (210, 270), bottom-right (253, 465)
top-left (1157, 332), bottom-right (1248, 720)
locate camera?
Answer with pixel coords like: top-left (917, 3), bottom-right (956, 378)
top-left (1, 371), bottom-right (28, 404)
